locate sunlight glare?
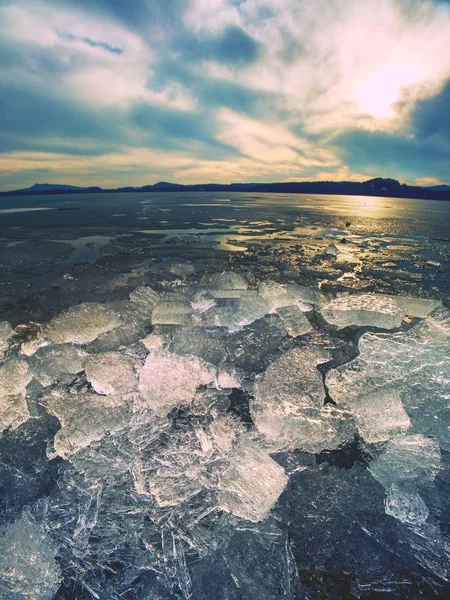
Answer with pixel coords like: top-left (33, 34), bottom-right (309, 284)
top-left (355, 63), bottom-right (416, 119)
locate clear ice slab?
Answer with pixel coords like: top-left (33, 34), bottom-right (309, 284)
top-left (369, 434), bottom-right (442, 489)
top-left (251, 345), bottom-right (356, 452)
top-left (44, 302), bottom-right (122, 345)
top-left (137, 351), bottom-right (216, 416)
top-left (0, 321), bottom-right (13, 359)
top-left (218, 435), bottom-right (288, 522)
top-left (320, 293), bottom-right (406, 329)
top-left (46, 389), bottom-right (131, 458)
top-left (29, 344), bottom-right (88, 387)
top-left (326, 307), bottom-right (450, 448)
top-left (85, 351), bottom-right (137, 396)
top-left (0, 357), bottom-right (32, 433)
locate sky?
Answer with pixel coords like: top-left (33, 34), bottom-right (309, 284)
top-left (1, 0), bottom-right (450, 191)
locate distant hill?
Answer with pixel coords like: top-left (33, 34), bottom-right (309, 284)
top-left (2, 177), bottom-right (450, 200)
top-left (427, 184), bottom-right (450, 192)
top-left (8, 183), bottom-right (103, 194)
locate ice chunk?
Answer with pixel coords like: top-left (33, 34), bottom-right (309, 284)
top-left (254, 402), bottom-right (355, 454)
top-left (201, 271), bottom-right (249, 298)
top-left (204, 291), bottom-right (270, 331)
top-left (46, 389), bottom-right (130, 458)
top-left (389, 296), bottom-right (441, 318)
top-left (218, 436), bottom-right (287, 522)
top-left (0, 358), bottom-right (32, 433)
top-left (369, 434), bottom-right (441, 488)
top-left (208, 415), bottom-right (239, 453)
top-left (85, 352), bottom-right (136, 395)
top-left (151, 301), bottom-right (191, 325)
top-left (344, 389), bottom-right (411, 444)
top-left (258, 280), bottom-right (314, 310)
top-left (170, 261), bottom-right (195, 277)
top-left (191, 290), bottom-right (217, 314)
top-left (226, 315), bottom-right (287, 372)
top-left (87, 320), bottom-right (148, 352)
top-left (0, 511), bottom-right (61, 600)
top-left (141, 333), bottom-right (167, 352)
top-left (137, 352), bottom-right (215, 416)
top-left (326, 313), bottom-right (450, 448)
top-left (276, 305), bottom-right (313, 337)
top-left (44, 302), bottom-right (121, 344)
top-left (385, 483), bottom-right (429, 525)
top-left (320, 293), bottom-right (406, 329)
top-left (29, 344), bottom-right (88, 387)
top-left (171, 325), bottom-right (227, 366)
top-left (122, 285), bottom-right (160, 323)
top-left (253, 347), bottom-right (327, 412)
top-left (251, 345), bottom-right (357, 452)
top-left (323, 242), bottom-right (339, 257)
top-left (0, 357), bottom-right (32, 398)
top-left (0, 320), bottom-right (13, 359)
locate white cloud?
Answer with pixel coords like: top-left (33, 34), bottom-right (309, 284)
top-left (195, 0), bottom-right (450, 134)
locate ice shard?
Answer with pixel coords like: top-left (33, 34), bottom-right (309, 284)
top-left (151, 300), bottom-right (192, 325)
top-left (384, 483), bottom-right (429, 525)
top-left (137, 351), bottom-right (216, 416)
top-left (46, 389), bottom-right (131, 458)
top-left (29, 344), bottom-right (88, 387)
top-left (0, 357), bottom-right (32, 433)
top-left (258, 280), bottom-right (316, 310)
top-left (0, 320), bottom-right (13, 359)
top-left (251, 342), bottom-right (357, 452)
top-left (326, 308), bottom-right (450, 448)
top-left (369, 434), bottom-right (441, 488)
top-left (276, 304), bottom-right (313, 337)
top-left (201, 271), bottom-right (249, 298)
top-left (84, 351), bottom-right (137, 396)
top-left (320, 293), bottom-right (406, 329)
top-left (218, 435), bottom-right (287, 522)
top-left (44, 302), bottom-right (122, 345)
top-left (341, 389), bottom-right (411, 444)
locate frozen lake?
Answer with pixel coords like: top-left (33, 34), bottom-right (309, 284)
top-left (0, 192), bottom-right (449, 600)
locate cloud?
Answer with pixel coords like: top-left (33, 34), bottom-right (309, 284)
top-left (1, 0), bottom-right (450, 189)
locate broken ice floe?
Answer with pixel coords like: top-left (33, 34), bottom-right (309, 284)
top-left (85, 351), bottom-right (136, 396)
top-left (29, 344), bottom-right (88, 387)
top-left (0, 357), bottom-right (32, 433)
top-left (137, 351), bottom-right (216, 416)
top-left (252, 346), bottom-right (355, 452)
top-left (320, 293), bottom-right (406, 329)
top-left (276, 304), bottom-right (313, 337)
top-left (0, 320), bottom-right (13, 359)
top-left (218, 435), bottom-right (287, 522)
top-left (326, 307), bottom-right (450, 448)
top-left (369, 434), bottom-right (442, 489)
top-left (0, 275), bottom-right (448, 598)
top-left (46, 389), bottom-right (131, 458)
top-left (44, 302), bottom-right (122, 344)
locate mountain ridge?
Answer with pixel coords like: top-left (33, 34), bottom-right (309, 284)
top-left (1, 177), bottom-right (450, 200)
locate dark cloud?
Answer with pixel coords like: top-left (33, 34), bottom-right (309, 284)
top-left (0, 83), bottom-right (120, 145)
top-left (175, 26), bottom-right (260, 67)
top-left (129, 102), bottom-right (232, 157)
top-left (56, 0), bottom-right (187, 32)
top-left (412, 80), bottom-right (450, 143)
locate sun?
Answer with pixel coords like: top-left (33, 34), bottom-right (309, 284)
top-left (355, 62), bottom-right (417, 119)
